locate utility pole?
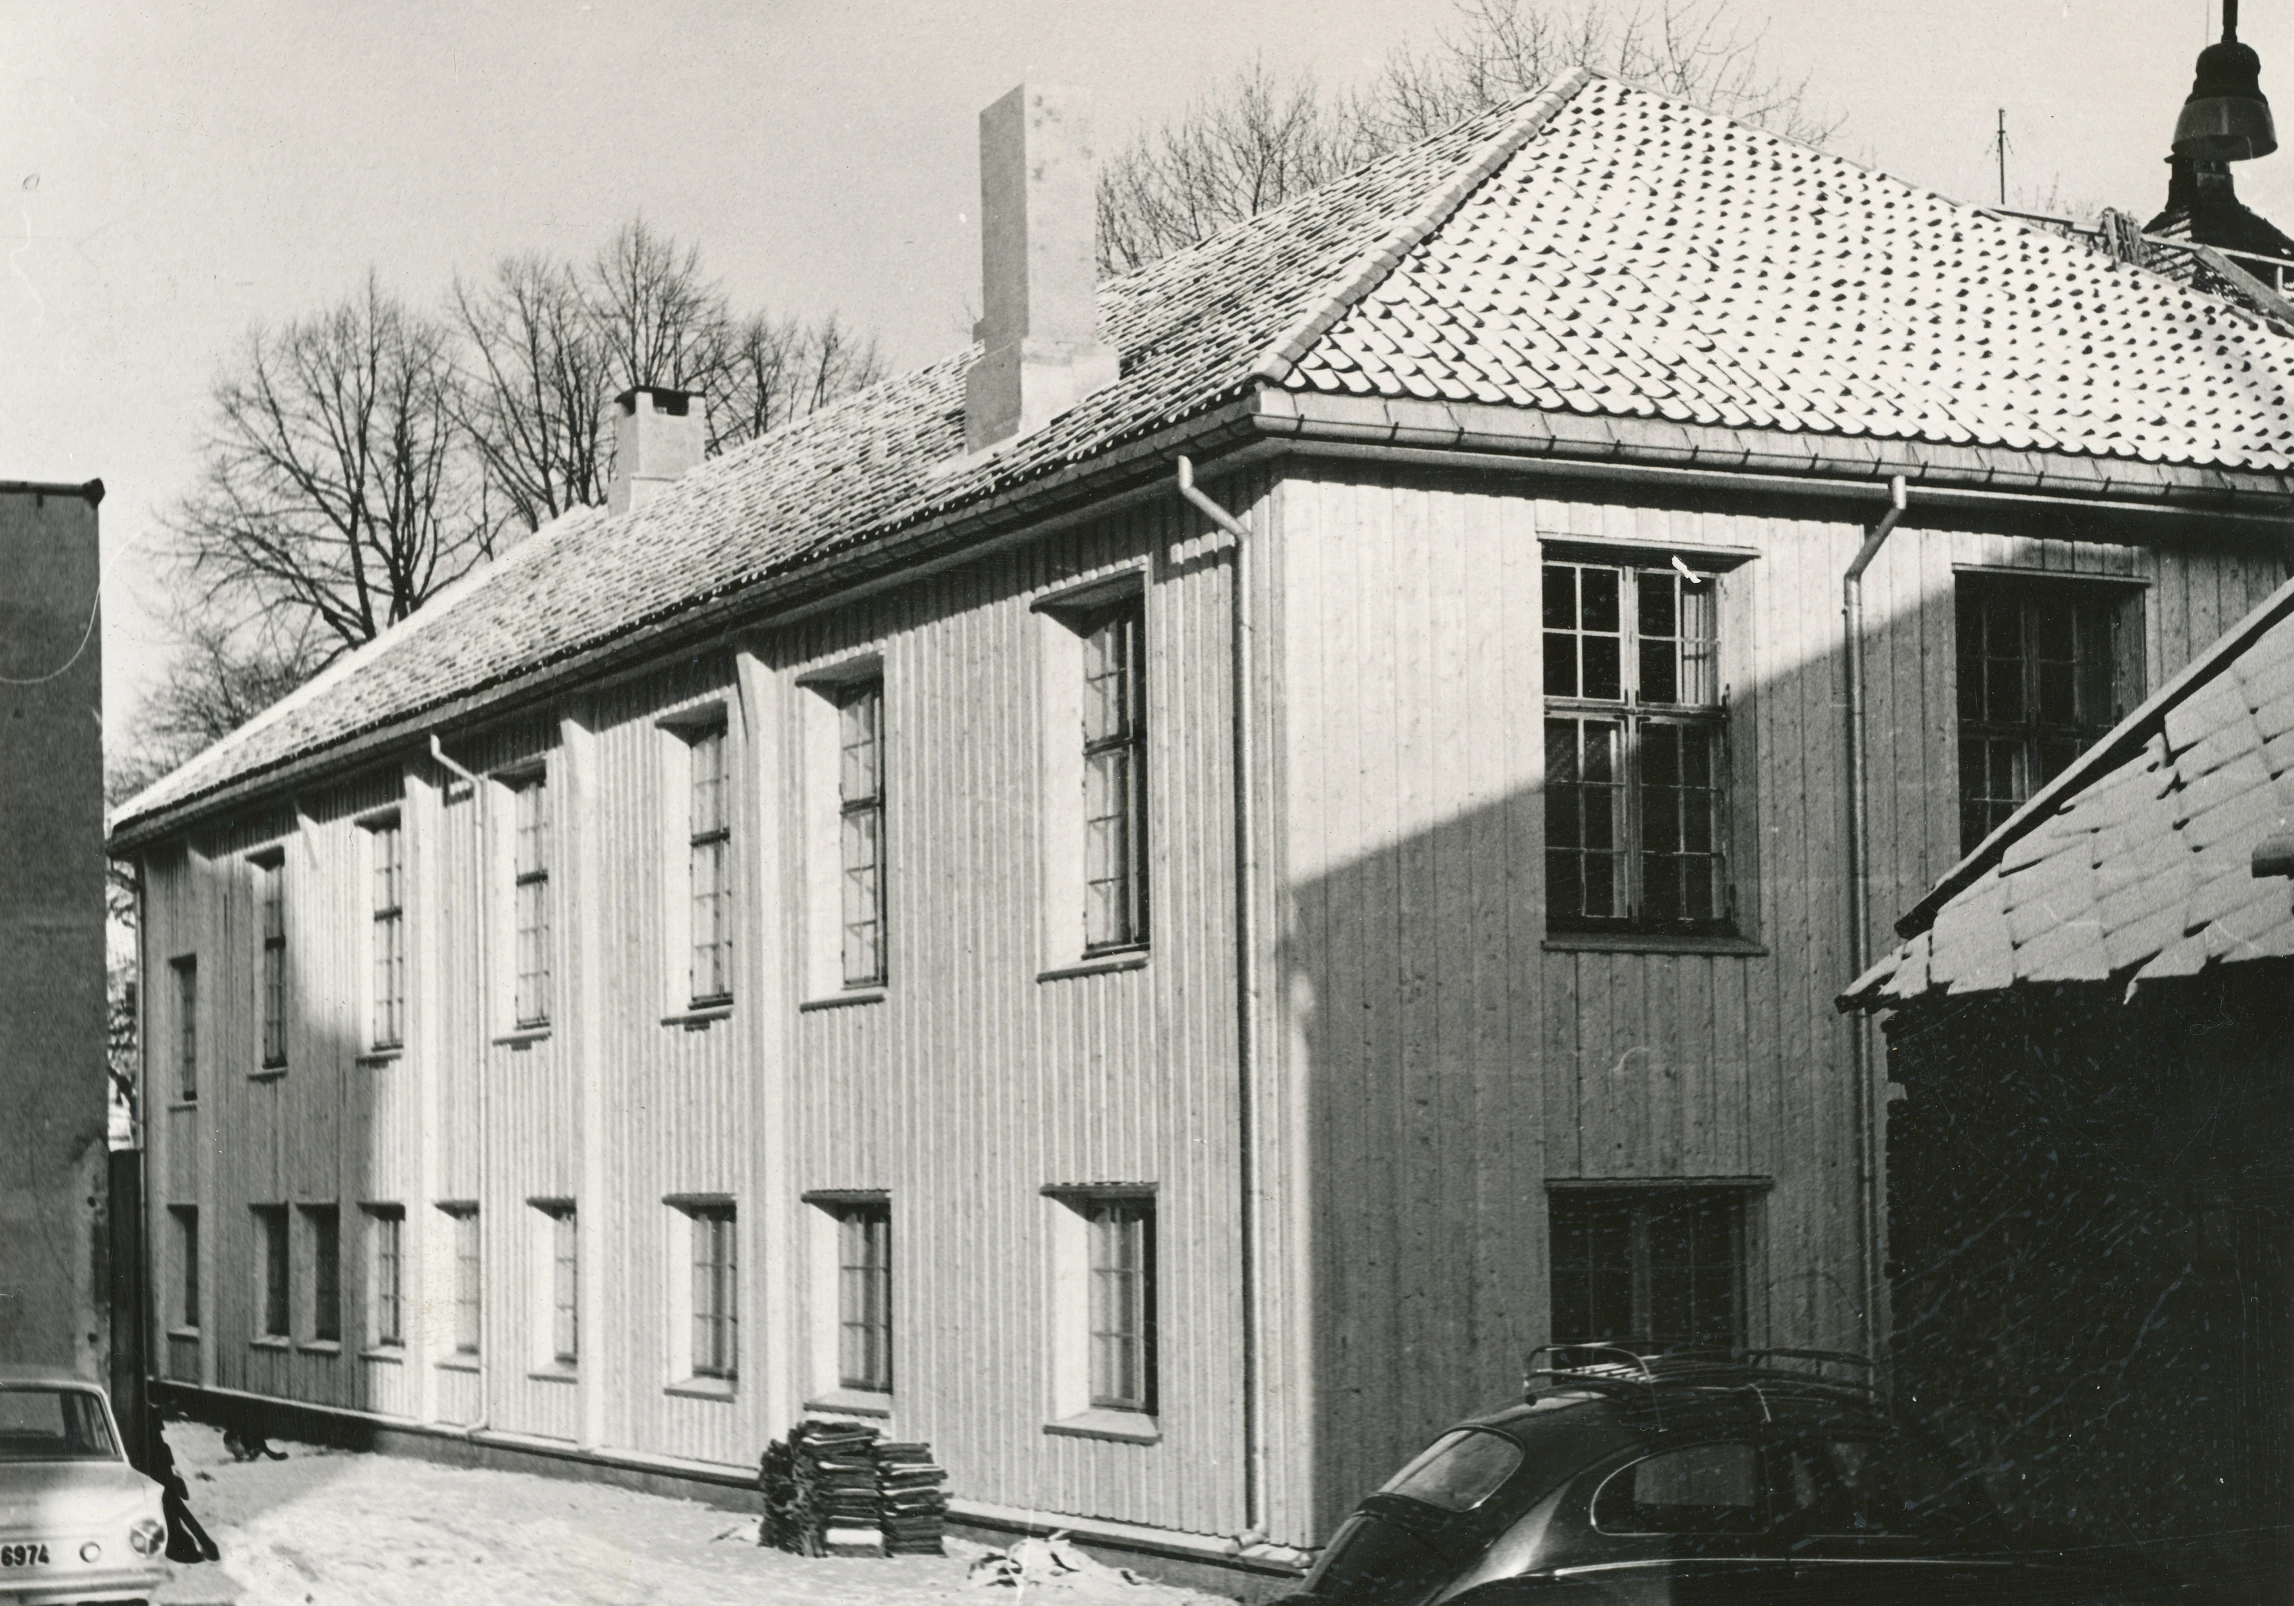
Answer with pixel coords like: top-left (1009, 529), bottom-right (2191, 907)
top-left (1994, 108), bottom-right (2009, 206)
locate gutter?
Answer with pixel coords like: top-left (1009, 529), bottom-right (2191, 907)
top-left (1174, 455), bottom-right (1266, 1544)
top-left (1840, 476), bottom-right (1908, 1368)
top-left (426, 734), bottom-right (492, 1437)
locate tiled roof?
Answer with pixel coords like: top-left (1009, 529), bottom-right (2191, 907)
top-left (1843, 576), bottom-right (2294, 1010)
top-left (116, 72), bottom-right (2294, 839)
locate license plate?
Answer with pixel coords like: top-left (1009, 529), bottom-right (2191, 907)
top-left (0, 1542), bottom-right (49, 1567)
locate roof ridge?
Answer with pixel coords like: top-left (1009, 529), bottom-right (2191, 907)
top-left (1246, 67), bottom-right (1594, 388)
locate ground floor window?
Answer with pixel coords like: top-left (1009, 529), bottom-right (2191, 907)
top-left (440, 1204), bottom-right (481, 1355)
top-left (366, 1206), bottom-right (404, 1349)
top-left (254, 1205), bottom-right (289, 1338)
top-left (834, 1201), bottom-right (891, 1393)
top-left (170, 1206), bottom-right (199, 1331)
top-left (1549, 1186), bottom-right (1748, 1350)
top-left (685, 1204), bottom-right (738, 1382)
top-left (303, 1205), bottom-right (341, 1343)
top-left (1087, 1198), bottom-right (1156, 1414)
top-left (534, 1202), bottom-right (578, 1367)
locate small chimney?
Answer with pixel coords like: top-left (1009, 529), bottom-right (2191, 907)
top-left (963, 84), bottom-right (1119, 454)
top-left (608, 385), bottom-right (703, 514)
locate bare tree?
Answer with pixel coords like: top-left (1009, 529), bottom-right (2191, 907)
top-left (170, 273), bottom-right (491, 660)
top-left (709, 311), bottom-right (887, 451)
top-left (1099, 0), bottom-right (1839, 272)
top-left (452, 252), bottom-right (612, 529)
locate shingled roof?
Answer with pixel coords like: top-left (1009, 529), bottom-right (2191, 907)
top-left (115, 71), bottom-right (2294, 844)
top-left (1843, 573), bottom-right (2294, 1011)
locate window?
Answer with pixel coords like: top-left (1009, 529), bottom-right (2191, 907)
top-left (1956, 580), bottom-right (2140, 853)
top-left (833, 1201), bottom-right (891, 1393)
top-left (1549, 1187), bottom-right (1747, 1350)
top-left (254, 1205), bottom-right (289, 1338)
top-left (1594, 1442), bottom-right (1766, 1534)
top-left (685, 726), bottom-right (733, 1006)
top-left (688, 1205), bottom-right (738, 1382)
top-left (1087, 1198), bottom-right (1156, 1413)
top-left (368, 818), bottom-right (405, 1049)
top-left (536, 1202), bottom-right (578, 1367)
top-left (512, 775), bottom-right (551, 1027)
top-left (367, 1207), bottom-right (404, 1349)
top-left (1081, 600), bottom-right (1148, 951)
top-left (441, 1204), bottom-right (480, 1355)
top-left (171, 956), bottom-right (197, 1102)
top-left (170, 1206), bottom-right (199, 1331)
top-left (1378, 1429), bottom-right (1526, 1512)
top-left (837, 683), bottom-right (887, 988)
top-left (1544, 559), bottom-right (1731, 933)
top-left (257, 855), bottom-right (286, 1067)
top-left (304, 1205), bottom-right (341, 1343)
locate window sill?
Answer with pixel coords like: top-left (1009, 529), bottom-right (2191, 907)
top-left (1038, 951), bottom-right (1149, 983)
top-left (167, 1327), bottom-right (200, 1343)
top-left (249, 1336), bottom-right (292, 1352)
top-left (661, 1003), bottom-right (734, 1031)
top-left (1542, 932), bottom-right (1767, 957)
top-left (805, 1387), bottom-right (893, 1419)
top-left (356, 1047), bottom-right (405, 1066)
top-left (665, 1377), bottom-right (738, 1402)
top-left (299, 1340), bottom-right (342, 1356)
top-left (360, 1347), bottom-right (405, 1365)
top-left (248, 1067), bottom-right (285, 1084)
top-left (1044, 1408), bottom-right (1161, 1445)
top-left (436, 1354), bottom-right (483, 1374)
top-left (799, 988), bottom-right (887, 1013)
top-left (494, 1026), bottom-right (551, 1048)
top-left (166, 1098), bottom-right (200, 1112)
top-left (528, 1366), bottom-right (579, 1385)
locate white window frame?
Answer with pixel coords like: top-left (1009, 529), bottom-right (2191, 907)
top-left (665, 1195), bottom-right (738, 1394)
top-left (1042, 1183), bottom-right (1159, 1441)
top-left (529, 1199), bottom-right (578, 1373)
top-left (658, 709), bottom-right (734, 1016)
top-left (362, 812), bottom-right (407, 1052)
top-left (491, 762), bottom-right (554, 1035)
top-left (802, 1191), bottom-right (892, 1413)
top-left (799, 658), bottom-right (888, 999)
top-left (364, 1204), bottom-right (405, 1352)
top-left (169, 954), bottom-right (198, 1104)
top-left (1034, 572), bottom-right (1150, 972)
top-left (252, 850), bottom-right (287, 1070)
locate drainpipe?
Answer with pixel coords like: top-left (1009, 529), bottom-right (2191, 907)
top-left (427, 734), bottom-right (492, 1435)
top-left (1175, 455), bottom-right (1266, 1546)
top-left (1841, 476), bottom-right (1907, 1372)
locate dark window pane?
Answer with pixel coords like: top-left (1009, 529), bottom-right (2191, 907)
top-left (1543, 565), bottom-right (1576, 630)
top-left (1545, 631), bottom-right (1578, 698)
top-left (1640, 638), bottom-right (1677, 704)
top-left (1638, 570), bottom-right (1676, 638)
top-left (1583, 636), bottom-right (1622, 701)
top-left (1581, 568), bottom-right (1620, 633)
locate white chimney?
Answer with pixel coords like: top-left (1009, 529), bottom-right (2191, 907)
top-left (963, 83), bottom-right (1119, 454)
top-left (608, 385), bottom-right (703, 514)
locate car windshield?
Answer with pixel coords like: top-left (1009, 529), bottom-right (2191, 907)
top-left (1776, 1435), bottom-right (1994, 1537)
top-left (0, 1387), bottom-right (119, 1463)
top-left (1376, 1429), bottom-right (1524, 1512)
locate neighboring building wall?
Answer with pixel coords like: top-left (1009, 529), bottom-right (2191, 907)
top-left (0, 483), bottom-right (105, 1372)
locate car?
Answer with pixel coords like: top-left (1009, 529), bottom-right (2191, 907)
top-left (1292, 1345), bottom-right (2193, 1606)
top-left (0, 1367), bottom-right (168, 1605)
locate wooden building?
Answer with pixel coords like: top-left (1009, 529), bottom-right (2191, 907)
top-left (112, 72), bottom-right (2294, 1582)
top-left (1844, 575), bottom-right (2294, 1602)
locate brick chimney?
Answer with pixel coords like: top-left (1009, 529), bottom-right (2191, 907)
top-left (608, 386), bottom-right (703, 514)
top-left (963, 84), bottom-right (1120, 454)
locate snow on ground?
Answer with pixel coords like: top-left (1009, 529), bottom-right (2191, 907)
top-left (151, 1421), bottom-right (1237, 1606)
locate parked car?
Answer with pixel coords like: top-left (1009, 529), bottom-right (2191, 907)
top-left (0, 1367), bottom-right (167, 1604)
top-left (1293, 1345), bottom-right (2193, 1606)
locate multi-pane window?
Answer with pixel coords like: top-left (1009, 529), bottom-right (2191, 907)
top-left (258, 856), bottom-right (286, 1067)
top-left (1087, 1198), bottom-right (1156, 1413)
top-left (443, 1205), bottom-right (481, 1355)
top-left (542, 1203), bottom-right (578, 1367)
top-left (255, 1205), bottom-right (289, 1338)
top-left (833, 1202), bottom-right (892, 1393)
top-left (1545, 560), bottom-right (1730, 933)
top-left (689, 1206), bottom-right (739, 1382)
top-left (838, 684), bottom-right (888, 988)
top-left (369, 819), bottom-right (406, 1049)
top-left (368, 1207), bottom-right (404, 1349)
top-left (306, 1205), bottom-right (341, 1343)
top-left (1957, 582), bottom-right (2135, 853)
top-left (171, 956), bottom-right (197, 1102)
top-left (512, 775), bottom-right (551, 1027)
top-left (171, 1206), bottom-right (199, 1330)
top-left (1082, 600), bottom-right (1148, 951)
top-left (686, 727), bottom-right (733, 1006)
top-left (1549, 1188), bottom-right (1747, 1350)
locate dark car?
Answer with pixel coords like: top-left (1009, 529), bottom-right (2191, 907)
top-left (1293, 1346), bottom-right (2192, 1606)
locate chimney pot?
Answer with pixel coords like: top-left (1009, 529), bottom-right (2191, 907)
top-left (609, 385), bottom-right (704, 514)
top-left (963, 84), bottom-right (1119, 454)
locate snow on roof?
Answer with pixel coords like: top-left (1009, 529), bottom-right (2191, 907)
top-left (116, 71), bottom-right (2294, 843)
top-left (1843, 574), bottom-right (2294, 1011)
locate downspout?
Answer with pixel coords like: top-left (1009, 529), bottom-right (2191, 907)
top-left (427, 734), bottom-right (492, 1436)
top-left (1840, 476), bottom-right (1907, 1370)
top-left (1176, 455), bottom-right (1266, 1545)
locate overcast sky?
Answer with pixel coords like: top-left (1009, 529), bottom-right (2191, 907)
top-left (0, 0), bottom-right (2264, 730)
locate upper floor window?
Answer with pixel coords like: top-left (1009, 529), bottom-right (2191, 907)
top-left (837, 683), bottom-right (887, 988)
top-left (1082, 599), bottom-right (1148, 952)
top-left (512, 774), bottom-right (551, 1028)
top-left (1544, 559), bottom-right (1732, 935)
top-left (170, 955), bottom-right (198, 1102)
top-left (685, 726), bottom-right (733, 1007)
top-left (1956, 579), bottom-right (2141, 853)
top-left (256, 855), bottom-right (286, 1068)
top-left (367, 818), bottom-right (405, 1050)
top-left (1549, 1185), bottom-right (1748, 1351)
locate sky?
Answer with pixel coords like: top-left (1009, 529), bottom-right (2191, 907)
top-left (0, 0), bottom-right (2268, 734)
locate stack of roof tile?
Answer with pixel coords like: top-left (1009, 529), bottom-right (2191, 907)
top-left (873, 1441), bottom-right (949, 1556)
top-left (760, 1420), bottom-right (885, 1557)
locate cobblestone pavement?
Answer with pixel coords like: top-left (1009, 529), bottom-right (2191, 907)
top-left (151, 1422), bottom-right (1236, 1606)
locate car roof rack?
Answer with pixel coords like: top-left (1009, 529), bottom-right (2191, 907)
top-left (1523, 1343), bottom-right (1885, 1416)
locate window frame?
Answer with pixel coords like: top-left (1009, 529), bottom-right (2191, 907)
top-left (1079, 597), bottom-right (1150, 954)
top-left (1953, 574), bottom-right (2144, 855)
top-left (531, 1199), bottom-right (579, 1370)
top-left (253, 1204), bottom-right (290, 1340)
top-left (834, 1199), bottom-right (892, 1394)
top-left (439, 1202), bottom-right (481, 1356)
top-left (365, 815), bottom-right (406, 1051)
top-left (671, 1199), bottom-right (739, 1387)
top-left (835, 680), bottom-right (889, 990)
top-left (1035, 575), bottom-right (1152, 973)
top-left (681, 722), bottom-right (734, 1010)
top-left (365, 1205), bottom-right (404, 1351)
top-left (303, 1204), bottom-right (341, 1345)
top-left (510, 771), bottom-right (553, 1030)
top-left (1542, 553), bottom-right (1737, 938)
top-left (169, 955), bottom-right (198, 1103)
top-left (254, 852), bottom-right (287, 1069)
top-left (1546, 1182), bottom-right (1762, 1351)
top-left (169, 1205), bottom-right (199, 1333)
